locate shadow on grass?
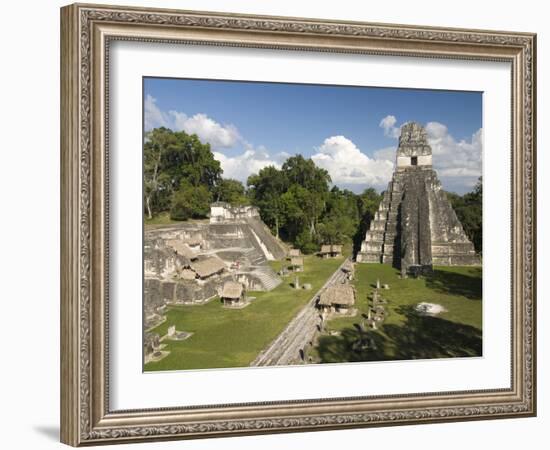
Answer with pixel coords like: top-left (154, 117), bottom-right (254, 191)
top-left (317, 305), bottom-right (482, 363)
top-left (424, 267), bottom-right (482, 300)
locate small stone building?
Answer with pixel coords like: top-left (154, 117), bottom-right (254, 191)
top-left (290, 256), bottom-right (304, 272)
top-left (143, 332), bottom-right (160, 357)
top-left (220, 281), bottom-right (245, 305)
top-left (190, 256), bottom-right (226, 280)
top-left (318, 284), bottom-right (356, 313)
top-left (288, 248), bottom-right (301, 258)
top-left (319, 244), bottom-right (343, 258)
top-left (209, 202), bottom-right (260, 223)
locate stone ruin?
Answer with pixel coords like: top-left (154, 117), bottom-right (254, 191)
top-left (356, 122), bottom-right (480, 275)
top-left (144, 203), bottom-right (287, 329)
top-left (143, 331), bottom-right (167, 363)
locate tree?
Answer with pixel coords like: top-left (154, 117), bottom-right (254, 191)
top-left (281, 155), bottom-right (331, 237)
top-left (294, 229), bottom-right (319, 254)
top-left (143, 127), bottom-right (176, 219)
top-left (317, 219), bottom-right (341, 245)
top-left (213, 178), bottom-right (249, 205)
top-left (291, 185), bottom-right (326, 237)
top-left (248, 155), bottom-right (367, 252)
top-left (161, 131), bottom-right (222, 189)
top-left (446, 177), bottom-right (483, 254)
top-left (281, 155), bottom-right (331, 193)
top-left (318, 186), bottom-right (360, 245)
top-left (170, 180), bottom-right (212, 221)
top-left (143, 127), bottom-right (223, 219)
top-left (279, 187), bottom-right (304, 241)
top-left (247, 166), bottom-right (288, 238)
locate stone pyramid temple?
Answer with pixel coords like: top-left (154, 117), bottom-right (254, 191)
top-left (356, 122), bottom-right (480, 275)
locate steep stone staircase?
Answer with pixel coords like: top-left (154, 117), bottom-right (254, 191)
top-left (243, 247), bottom-right (266, 266)
top-left (249, 266), bottom-right (282, 291)
top-left (357, 178), bottom-right (403, 264)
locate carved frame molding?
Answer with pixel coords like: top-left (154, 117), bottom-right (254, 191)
top-left (60, 3), bottom-right (536, 446)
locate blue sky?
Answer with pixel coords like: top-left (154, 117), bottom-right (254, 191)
top-left (144, 77), bottom-right (483, 194)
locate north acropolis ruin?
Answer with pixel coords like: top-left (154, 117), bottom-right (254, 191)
top-left (144, 203), bottom-right (286, 330)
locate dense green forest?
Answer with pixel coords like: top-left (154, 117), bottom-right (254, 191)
top-left (144, 127), bottom-right (482, 255)
top-left (446, 178), bottom-right (483, 254)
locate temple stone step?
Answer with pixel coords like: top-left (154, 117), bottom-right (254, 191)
top-left (363, 242), bottom-right (384, 252)
top-left (365, 231), bottom-right (385, 241)
top-left (356, 252), bottom-right (382, 263)
top-left (432, 255), bottom-right (481, 265)
top-left (249, 266), bottom-right (282, 291)
top-left (432, 243), bottom-right (476, 254)
top-left (371, 221), bottom-right (390, 232)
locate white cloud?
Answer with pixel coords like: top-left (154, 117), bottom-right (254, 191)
top-left (213, 145), bottom-right (284, 182)
top-left (379, 115), bottom-right (482, 193)
top-left (379, 115), bottom-right (401, 138)
top-left (311, 136), bottom-right (394, 191)
top-left (144, 95), bottom-right (240, 149)
top-left (145, 95), bottom-right (287, 182)
top-left (425, 122), bottom-right (482, 185)
top-left (144, 95), bottom-right (168, 131)
top-left (169, 112), bottom-right (240, 148)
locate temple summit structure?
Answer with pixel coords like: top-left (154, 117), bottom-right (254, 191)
top-left (356, 122), bottom-right (480, 276)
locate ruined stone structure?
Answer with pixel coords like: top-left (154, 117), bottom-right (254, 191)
top-left (209, 202), bottom-right (259, 223)
top-left (220, 281), bottom-right (245, 306)
top-left (356, 122), bottom-right (480, 274)
top-left (144, 203), bottom-right (287, 328)
top-left (319, 244), bottom-right (343, 259)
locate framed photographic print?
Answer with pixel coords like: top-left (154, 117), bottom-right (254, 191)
top-left (60, 3), bottom-right (537, 446)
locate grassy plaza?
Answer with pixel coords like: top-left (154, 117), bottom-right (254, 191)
top-left (145, 257), bottom-right (482, 371)
top-left (311, 263), bottom-right (482, 363)
top-left (145, 254), bottom-right (345, 371)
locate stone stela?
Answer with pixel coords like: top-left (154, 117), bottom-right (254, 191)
top-left (356, 122), bottom-right (480, 275)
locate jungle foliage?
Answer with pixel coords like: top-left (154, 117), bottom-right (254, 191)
top-left (446, 177), bottom-right (483, 254)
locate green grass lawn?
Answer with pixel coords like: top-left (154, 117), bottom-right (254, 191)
top-left (312, 264), bottom-right (482, 363)
top-left (145, 212), bottom-right (213, 227)
top-left (145, 254), bottom-right (346, 371)
top-left (144, 212), bottom-right (180, 226)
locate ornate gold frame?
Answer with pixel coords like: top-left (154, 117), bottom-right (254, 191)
top-left (60, 3), bottom-right (536, 446)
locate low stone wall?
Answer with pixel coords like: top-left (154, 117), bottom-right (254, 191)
top-left (144, 278), bottom-right (164, 317)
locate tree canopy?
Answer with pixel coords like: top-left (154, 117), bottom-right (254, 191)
top-left (213, 178), bottom-right (249, 205)
top-left (446, 177), bottom-right (483, 254)
top-left (247, 157), bottom-right (381, 254)
top-left (144, 127), bottom-right (222, 220)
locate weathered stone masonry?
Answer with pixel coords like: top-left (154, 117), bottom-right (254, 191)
top-left (144, 204), bottom-right (287, 328)
top-left (356, 122), bottom-right (480, 273)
